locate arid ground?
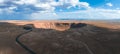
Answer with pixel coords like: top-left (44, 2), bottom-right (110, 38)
top-left (0, 20), bottom-right (120, 54)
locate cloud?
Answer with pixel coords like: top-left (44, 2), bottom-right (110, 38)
top-left (0, 0), bottom-right (120, 20)
top-left (55, 8), bottom-right (120, 19)
top-left (0, 0), bottom-right (53, 13)
top-left (29, 8), bottom-right (120, 20)
top-left (54, 0), bottom-right (90, 11)
top-left (0, 0), bottom-right (92, 20)
top-left (106, 3), bottom-right (113, 7)
top-left (30, 12), bottom-right (59, 20)
top-left (61, 0), bottom-right (89, 7)
top-left (0, 0), bottom-right (4, 3)
top-left (0, 0), bottom-right (90, 13)
top-left (13, 0), bottom-right (37, 5)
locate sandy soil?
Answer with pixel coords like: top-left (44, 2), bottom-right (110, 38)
top-left (0, 20), bottom-right (120, 54)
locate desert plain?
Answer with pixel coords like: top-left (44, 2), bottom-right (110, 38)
top-left (0, 20), bottom-right (120, 54)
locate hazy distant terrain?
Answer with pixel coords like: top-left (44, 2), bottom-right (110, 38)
top-left (0, 20), bottom-right (120, 54)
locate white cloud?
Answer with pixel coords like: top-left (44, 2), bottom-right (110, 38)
top-left (106, 3), bottom-right (113, 7)
top-left (26, 0), bottom-right (120, 20)
top-left (8, 6), bottom-right (17, 10)
top-left (30, 12), bottom-right (59, 20)
top-left (34, 3), bottom-right (55, 12)
top-left (0, 0), bottom-right (4, 3)
top-left (0, 0), bottom-right (90, 13)
top-left (13, 0), bottom-right (38, 5)
top-left (0, 0), bottom-right (120, 20)
top-left (59, 0), bottom-right (79, 6)
top-left (56, 8), bottom-right (120, 19)
top-left (29, 8), bottom-right (120, 20)
top-left (57, 0), bottom-right (90, 9)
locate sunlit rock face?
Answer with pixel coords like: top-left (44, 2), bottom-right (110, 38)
top-left (6, 21), bottom-right (71, 31)
top-left (33, 23), bottom-right (87, 31)
top-left (33, 23), bottom-right (71, 31)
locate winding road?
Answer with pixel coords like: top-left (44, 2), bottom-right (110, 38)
top-left (15, 28), bottom-right (36, 54)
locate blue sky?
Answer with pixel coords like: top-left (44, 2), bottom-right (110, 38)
top-left (0, 0), bottom-right (120, 20)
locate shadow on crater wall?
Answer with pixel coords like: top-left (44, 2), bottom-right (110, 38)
top-left (70, 23), bottom-right (87, 28)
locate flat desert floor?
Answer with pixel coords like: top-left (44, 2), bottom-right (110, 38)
top-left (0, 20), bottom-right (120, 54)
